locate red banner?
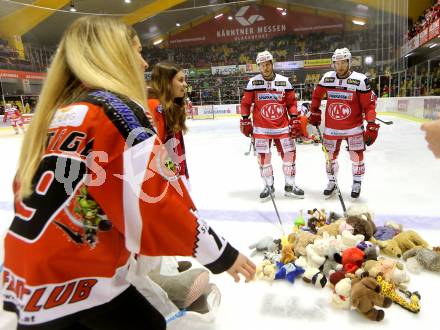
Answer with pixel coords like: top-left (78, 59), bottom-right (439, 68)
top-left (419, 27), bottom-right (429, 45)
top-left (429, 19), bottom-right (440, 41)
top-left (169, 5), bottom-right (344, 47)
top-left (0, 69), bottom-right (46, 80)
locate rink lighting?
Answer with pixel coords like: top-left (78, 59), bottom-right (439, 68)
top-left (365, 56), bottom-right (373, 65)
top-left (352, 19), bottom-right (366, 26)
top-left (356, 4), bottom-right (369, 11)
top-left (228, 15), bottom-right (233, 20)
top-left (69, 2), bottom-right (76, 12)
top-left (214, 13), bottom-right (223, 19)
top-left (153, 39), bottom-right (163, 45)
top-left (124, 0), bottom-right (131, 3)
top-left (429, 43), bottom-right (438, 48)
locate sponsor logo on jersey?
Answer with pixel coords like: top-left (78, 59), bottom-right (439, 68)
top-left (252, 80), bottom-right (264, 86)
top-left (260, 103), bottom-right (285, 120)
top-left (328, 103), bottom-right (352, 120)
top-left (49, 105), bottom-right (88, 129)
top-left (327, 91), bottom-right (353, 101)
top-left (275, 81), bottom-right (287, 86)
top-left (324, 77), bottom-right (335, 83)
top-left (347, 78), bottom-right (361, 86)
top-left (257, 93), bottom-right (283, 101)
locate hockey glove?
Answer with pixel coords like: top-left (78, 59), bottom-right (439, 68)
top-left (289, 116), bottom-right (302, 139)
top-left (364, 122), bottom-right (380, 146)
top-left (308, 111), bottom-right (322, 127)
top-left (240, 117), bottom-right (253, 137)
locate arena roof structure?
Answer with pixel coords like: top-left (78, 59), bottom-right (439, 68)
top-left (0, 0), bottom-right (432, 47)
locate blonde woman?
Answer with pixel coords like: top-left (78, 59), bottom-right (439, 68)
top-left (3, 16), bottom-right (255, 330)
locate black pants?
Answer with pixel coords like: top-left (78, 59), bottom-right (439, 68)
top-left (17, 286), bottom-right (166, 330)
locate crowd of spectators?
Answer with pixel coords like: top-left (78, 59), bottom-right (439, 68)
top-left (143, 30), bottom-right (377, 69)
top-left (2, 21), bottom-right (439, 104)
top-left (0, 38), bottom-right (34, 71)
top-left (408, 0), bottom-right (440, 40)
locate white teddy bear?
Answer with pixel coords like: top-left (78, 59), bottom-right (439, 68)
top-left (340, 230), bottom-right (365, 249)
top-left (332, 277), bottom-right (352, 309)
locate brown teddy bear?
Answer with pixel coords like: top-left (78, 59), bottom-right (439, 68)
top-left (351, 275), bottom-right (392, 321)
top-left (288, 231), bottom-right (319, 257)
top-left (280, 242), bottom-right (296, 264)
top-left (375, 230), bottom-right (429, 258)
top-left (346, 214), bottom-right (376, 241)
top-left (317, 219), bottom-right (345, 237)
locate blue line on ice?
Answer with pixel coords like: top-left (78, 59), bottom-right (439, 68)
top-left (2, 201), bottom-right (439, 229)
top-left (198, 209), bottom-right (440, 229)
top-left (0, 201), bottom-right (12, 212)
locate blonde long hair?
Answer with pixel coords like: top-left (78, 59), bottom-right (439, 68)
top-left (17, 16), bottom-right (146, 198)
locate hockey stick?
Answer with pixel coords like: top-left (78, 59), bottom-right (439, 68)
top-left (244, 137), bottom-right (255, 156)
top-left (376, 117), bottom-right (393, 125)
top-left (265, 183), bottom-right (286, 236)
top-left (316, 127), bottom-right (347, 216)
top-left (244, 139), bottom-right (253, 155)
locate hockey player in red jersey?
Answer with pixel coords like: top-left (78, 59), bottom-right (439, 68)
top-left (240, 51), bottom-right (304, 200)
top-left (3, 103), bottom-right (25, 134)
top-left (185, 97), bottom-right (194, 119)
top-left (309, 48), bottom-right (379, 198)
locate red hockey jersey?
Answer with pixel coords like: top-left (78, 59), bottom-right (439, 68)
top-left (3, 91), bottom-right (238, 326)
top-left (3, 106), bottom-right (22, 122)
top-left (240, 73), bottom-right (297, 139)
top-left (311, 71), bottom-right (377, 140)
top-left (148, 98), bottom-right (189, 180)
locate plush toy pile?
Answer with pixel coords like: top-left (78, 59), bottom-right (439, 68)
top-left (250, 204), bottom-right (438, 322)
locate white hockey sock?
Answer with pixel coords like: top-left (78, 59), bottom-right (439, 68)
top-left (260, 164), bottom-right (273, 186)
top-left (352, 161), bottom-right (365, 182)
top-left (326, 160), bottom-right (339, 181)
top-left (283, 162), bottom-right (296, 186)
top-left (285, 176), bottom-right (295, 186)
top-left (262, 176), bottom-right (274, 187)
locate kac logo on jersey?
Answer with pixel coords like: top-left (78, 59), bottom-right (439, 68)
top-left (261, 103), bottom-right (284, 120)
top-left (328, 103), bottom-right (352, 120)
top-left (257, 93), bottom-right (282, 101)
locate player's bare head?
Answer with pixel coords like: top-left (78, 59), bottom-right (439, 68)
top-left (332, 48), bottom-right (351, 77)
top-left (256, 51), bottom-right (274, 79)
top-left (151, 62), bottom-right (186, 99)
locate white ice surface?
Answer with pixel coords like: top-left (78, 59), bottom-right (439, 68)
top-left (0, 114), bottom-right (439, 330)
